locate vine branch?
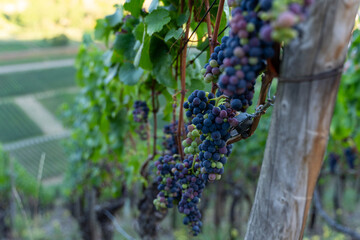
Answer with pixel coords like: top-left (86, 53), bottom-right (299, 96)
top-left (204, 0), bottom-right (213, 52)
top-left (313, 189), bottom-right (360, 240)
top-left (177, 0), bottom-right (193, 160)
top-left (211, 0), bottom-right (225, 94)
top-left (140, 80), bottom-right (159, 179)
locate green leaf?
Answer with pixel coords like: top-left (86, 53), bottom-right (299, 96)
top-left (105, 64), bottom-right (119, 84)
top-left (145, 9), bottom-right (171, 35)
top-left (133, 21), bottom-right (144, 41)
top-left (177, 11), bottom-right (189, 26)
top-left (94, 19), bottom-right (111, 45)
top-left (164, 28), bottom-right (184, 42)
top-left (113, 33), bottom-right (136, 59)
top-left (105, 7), bottom-right (123, 27)
top-left (119, 63), bottom-right (143, 85)
top-left (133, 22), bottom-right (152, 70)
top-left (148, 0), bottom-right (159, 12)
top-left (124, 0), bottom-right (144, 18)
top-left (102, 50), bottom-right (113, 67)
top-left (149, 37), bottom-right (175, 88)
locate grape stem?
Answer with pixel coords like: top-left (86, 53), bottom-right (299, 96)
top-left (226, 93), bottom-right (275, 145)
top-left (226, 43), bottom-right (281, 145)
top-left (205, 0), bottom-right (213, 52)
top-left (212, 95), bottom-right (228, 106)
top-left (205, 0), bottom-right (225, 94)
top-left (140, 80), bottom-right (159, 180)
top-left (177, 0), bottom-right (193, 160)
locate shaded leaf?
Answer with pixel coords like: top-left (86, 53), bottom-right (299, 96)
top-left (105, 7), bottom-right (123, 27)
top-left (164, 28), bottom-right (184, 42)
top-left (105, 64), bottom-right (119, 84)
top-left (149, 37), bottom-right (175, 88)
top-left (113, 33), bottom-right (136, 59)
top-left (119, 62), bottom-right (143, 85)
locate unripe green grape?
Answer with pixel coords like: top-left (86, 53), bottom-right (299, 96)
top-left (188, 146), bottom-right (194, 153)
top-left (192, 129), bottom-right (200, 137)
top-left (246, 23), bottom-right (255, 32)
top-left (209, 60), bottom-right (218, 68)
top-left (249, 57), bottom-right (258, 65)
top-left (240, 38), bottom-right (248, 45)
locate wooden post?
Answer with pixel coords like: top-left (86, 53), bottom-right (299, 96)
top-left (245, 0), bottom-right (359, 239)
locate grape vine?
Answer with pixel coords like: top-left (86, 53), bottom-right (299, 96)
top-left (152, 0), bottom-right (314, 236)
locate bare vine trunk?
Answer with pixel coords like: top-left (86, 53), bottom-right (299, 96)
top-left (245, 0), bottom-right (359, 239)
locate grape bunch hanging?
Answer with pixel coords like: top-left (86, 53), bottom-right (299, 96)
top-left (133, 101), bottom-right (150, 140)
top-left (152, 0), bottom-right (313, 236)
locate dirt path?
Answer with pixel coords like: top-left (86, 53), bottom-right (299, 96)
top-left (0, 58), bottom-right (74, 75)
top-left (0, 46), bottom-right (78, 61)
top-left (14, 96), bottom-right (67, 135)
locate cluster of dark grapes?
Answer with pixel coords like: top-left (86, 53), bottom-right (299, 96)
top-left (212, 0), bottom-right (312, 112)
top-left (173, 155), bottom-right (205, 236)
top-left (133, 100), bottom-right (149, 122)
top-left (133, 101), bottom-right (149, 140)
top-left (216, 7), bottom-right (273, 112)
top-left (153, 153), bottom-right (205, 236)
top-left (198, 105), bottom-right (238, 181)
top-left (344, 147), bottom-right (356, 170)
top-left (201, 39), bottom-right (228, 83)
top-left (162, 121), bottom-right (179, 155)
top-left (328, 153), bottom-right (340, 174)
top-left (328, 148), bottom-right (357, 174)
top-left (154, 155), bottom-right (182, 209)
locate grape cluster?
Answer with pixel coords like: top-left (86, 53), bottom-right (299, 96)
top-left (198, 105), bottom-right (237, 181)
top-left (133, 100), bottom-right (149, 122)
top-left (154, 155), bottom-right (182, 209)
top-left (201, 39), bottom-right (229, 83)
top-left (163, 121), bottom-right (179, 155)
top-left (173, 155), bottom-right (205, 236)
top-left (217, 8), bottom-right (271, 112)
top-left (213, 0), bottom-right (313, 112)
top-left (344, 147), bottom-right (356, 170)
top-left (328, 153), bottom-right (339, 174)
top-left (133, 100), bottom-right (149, 140)
top-left (182, 125), bottom-right (201, 155)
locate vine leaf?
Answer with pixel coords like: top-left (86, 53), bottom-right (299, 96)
top-left (133, 22), bottom-right (152, 70)
top-left (119, 62), bottom-right (143, 85)
top-left (105, 64), bottom-right (119, 84)
top-left (113, 33), bottom-right (136, 59)
top-left (124, 0), bottom-right (144, 18)
top-left (164, 28), bottom-right (184, 42)
top-left (148, 0), bottom-right (159, 12)
top-left (105, 7), bottom-right (123, 27)
top-left (145, 9), bottom-right (171, 35)
top-left (94, 19), bottom-right (111, 45)
top-left (102, 50), bottom-right (113, 67)
top-left (149, 37), bottom-right (175, 88)
top-left (177, 11), bottom-right (190, 26)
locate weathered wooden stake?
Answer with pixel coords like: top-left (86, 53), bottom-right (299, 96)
top-left (245, 0), bottom-right (359, 239)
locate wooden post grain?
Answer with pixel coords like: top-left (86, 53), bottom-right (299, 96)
top-left (245, 0), bottom-right (360, 239)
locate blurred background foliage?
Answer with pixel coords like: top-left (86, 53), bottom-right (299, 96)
top-left (0, 1), bottom-right (359, 239)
